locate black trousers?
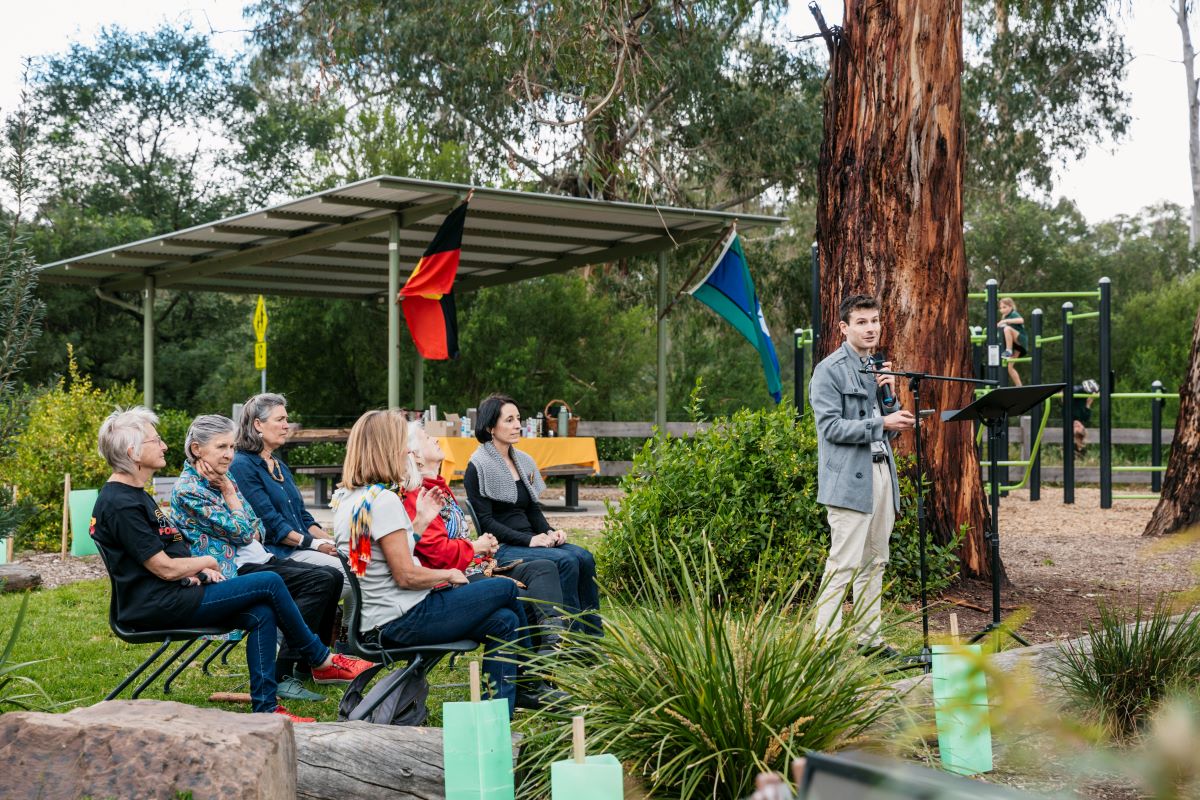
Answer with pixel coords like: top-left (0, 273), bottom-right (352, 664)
top-left (238, 558), bottom-right (342, 677)
top-left (508, 559), bottom-right (564, 622)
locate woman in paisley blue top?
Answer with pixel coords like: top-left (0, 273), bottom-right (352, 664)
top-left (170, 414), bottom-right (347, 697)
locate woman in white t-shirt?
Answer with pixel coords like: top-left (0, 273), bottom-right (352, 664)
top-left (332, 409), bottom-right (527, 714)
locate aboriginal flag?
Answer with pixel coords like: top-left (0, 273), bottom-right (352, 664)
top-left (400, 202), bottom-right (467, 359)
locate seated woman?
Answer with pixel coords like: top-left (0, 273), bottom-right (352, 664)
top-left (404, 421), bottom-right (567, 655)
top-left (228, 393), bottom-right (346, 596)
top-left (464, 394), bottom-right (600, 634)
top-left (170, 414), bottom-right (344, 702)
top-left (332, 409), bottom-right (532, 714)
top-left (90, 407), bottom-right (371, 721)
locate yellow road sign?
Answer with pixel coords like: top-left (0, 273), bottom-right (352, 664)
top-left (253, 295), bottom-right (268, 342)
top-left (255, 342), bottom-right (267, 370)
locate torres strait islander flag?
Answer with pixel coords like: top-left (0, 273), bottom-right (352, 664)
top-left (399, 201), bottom-right (468, 359)
top-left (687, 231), bottom-right (783, 403)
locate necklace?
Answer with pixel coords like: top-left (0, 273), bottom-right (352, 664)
top-left (266, 456), bottom-right (284, 483)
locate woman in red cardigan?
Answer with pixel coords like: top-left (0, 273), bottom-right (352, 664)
top-left (403, 423), bottom-right (567, 655)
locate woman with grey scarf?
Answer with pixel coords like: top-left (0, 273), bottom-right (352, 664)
top-left (463, 394), bottom-right (600, 634)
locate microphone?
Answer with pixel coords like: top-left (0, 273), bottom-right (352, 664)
top-left (870, 352), bottom-right (895, 405)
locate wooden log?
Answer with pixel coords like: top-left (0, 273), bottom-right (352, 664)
top-left (293, 722), bottom-right (522, 800)
top-left (0, 564), bottom-right (42, 593)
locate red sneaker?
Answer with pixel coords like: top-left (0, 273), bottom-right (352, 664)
top-left (273, 705), bottom-right (315, 723)
top-left (311, 653), bottom-right (374, 685)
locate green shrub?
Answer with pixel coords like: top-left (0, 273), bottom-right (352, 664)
top-left (514, 538), bottom-right (897, 799)
top-left (0, 350), bottom-right (191, 551)
top-left (597, 401), bottom-right (959, 606)
top-left (1053, 601), bottom-right (1200, 739)
top-left (285, 441), bottom-right (346, 467)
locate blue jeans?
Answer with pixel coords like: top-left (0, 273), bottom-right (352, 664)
top-left (378, 579), bottom-right (525, 714)
top-left (185, 571), bottom-right (330, 713)
top-left (497, 542), bottom-right (601, 633)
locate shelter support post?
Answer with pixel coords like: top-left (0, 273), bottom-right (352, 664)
top-left (388, 215), bottom-right (401, 410)
top-left (657, 251), bottom-right (668, 429)
top-left (414, 357), bottom-right (425, 411)
top-left (142, 274), bottom-right (155, 408)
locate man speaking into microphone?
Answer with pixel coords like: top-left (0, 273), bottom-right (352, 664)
top-left (809, 294), bottom-right (915, 657)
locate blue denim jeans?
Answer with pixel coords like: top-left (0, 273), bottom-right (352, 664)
top-left (497, 542), bottom-right (601, 633)
top-left (378, 578), bottom-right (525, 714)
top-left (185, 571), bottom-right (330, 713)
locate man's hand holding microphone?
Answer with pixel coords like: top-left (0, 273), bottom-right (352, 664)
top-left (869, 352), bottom-right (915, 432)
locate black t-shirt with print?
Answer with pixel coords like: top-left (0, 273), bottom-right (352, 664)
top-left (90, 481), bottom-right (204, 629)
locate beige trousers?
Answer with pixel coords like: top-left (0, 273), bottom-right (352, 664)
top-left (813, 460), bottom-right (895, 645)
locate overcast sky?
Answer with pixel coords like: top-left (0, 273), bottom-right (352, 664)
top-left (1, 1), bottom-right (1192, 224)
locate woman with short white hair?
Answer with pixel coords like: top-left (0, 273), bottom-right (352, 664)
top-left (90, 407), bottom-right (371, 722)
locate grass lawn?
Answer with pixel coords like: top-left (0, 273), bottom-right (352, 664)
top-left (0, 578), bottom-right (483, 722)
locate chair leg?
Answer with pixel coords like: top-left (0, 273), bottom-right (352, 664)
top-left (162, 640), bottom-right (214, 694)
top-left (202, 638), bottom-right (241, 676)
top-left (106, 640), bottom-right (173, 701)
top-left (221, 637), bottom-right (242, 666)
top-left (132, 639), bottom-right (198, 699)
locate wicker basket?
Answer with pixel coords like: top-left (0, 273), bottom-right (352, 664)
top-left (543, 399), bottom-right (579, 436)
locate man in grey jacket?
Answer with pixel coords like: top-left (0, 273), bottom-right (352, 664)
top-left (809, 294), bottom-right (914, 655)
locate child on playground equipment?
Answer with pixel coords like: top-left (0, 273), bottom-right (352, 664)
top-left (1072, 379), bottom-right (1100, 457)
top-left (997, 297), bottom-right (1027, 387)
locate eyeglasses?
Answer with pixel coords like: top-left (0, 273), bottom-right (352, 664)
top-left (143, 435), bottom-right (164, 447)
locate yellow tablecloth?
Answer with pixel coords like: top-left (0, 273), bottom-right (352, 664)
top-left (437, 437), bottom-right (600, 482)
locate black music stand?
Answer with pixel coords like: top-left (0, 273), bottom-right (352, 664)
top-left (942, 383), bottom-right (1065, 648)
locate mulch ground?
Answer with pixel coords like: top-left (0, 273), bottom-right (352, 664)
top-left (920, 487), bottom-right (1200, 646)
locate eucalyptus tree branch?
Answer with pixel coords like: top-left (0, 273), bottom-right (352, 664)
top-left (710, 182), bottom-right (775, 211)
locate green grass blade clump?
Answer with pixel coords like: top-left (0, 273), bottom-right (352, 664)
top-left (514, 535), bottom-right (897, 799)
top-left (1052, 600), bottom-right (1200, 739)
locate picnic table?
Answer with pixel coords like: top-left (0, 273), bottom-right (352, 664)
top-left (437, 437), bottom-right (600, 512)
top-left (293, 465), bottom-right (342, 507)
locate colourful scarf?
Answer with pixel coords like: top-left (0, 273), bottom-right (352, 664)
top-left (331, 483), bottom-right (396, 577)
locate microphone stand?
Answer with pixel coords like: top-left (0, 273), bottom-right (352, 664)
top-left (858, 367), bottom-right (997, 673)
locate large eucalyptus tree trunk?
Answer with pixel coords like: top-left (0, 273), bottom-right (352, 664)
top-left (1143, 302), bottom-right (1200, 536)
top-left (815, 0), bottom-right (991, 577)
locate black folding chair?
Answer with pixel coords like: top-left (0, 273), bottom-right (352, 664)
top-left (460, 496), bottom-right (483, 536)
top-left (335, 552), bottom-right (477, 723)
top-left (98, 551), bottom-right (238, 700)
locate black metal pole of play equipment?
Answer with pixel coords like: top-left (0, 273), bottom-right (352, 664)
top-left (984, 281), bottom-right (1010, 487)
top-left (984, 281), bottom-right (1012, 484)
top-left (1062, 302), bottom-right (1075, 504)
top-left (1029, 308), bottom-right (1043, 501)
top-left (1152, 380), bottom-right (1164, 492)
top-left (810, 242), bottom-right (821, 357)
top-left (1099, 277), bottom-right (1113, 508)
top-left (794, 328), bottom-right (806, 414)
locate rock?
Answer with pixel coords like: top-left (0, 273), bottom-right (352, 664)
top-left (0, 700), bottom-right (295, 800)
top-left (0, 563), bottom-right (41, 592)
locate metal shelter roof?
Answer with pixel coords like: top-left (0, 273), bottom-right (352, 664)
top-left (37, 176), bottom-right (785, 299)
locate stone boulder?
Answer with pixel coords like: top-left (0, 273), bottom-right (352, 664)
top-left (0, 699), bottom-right (295, 800)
